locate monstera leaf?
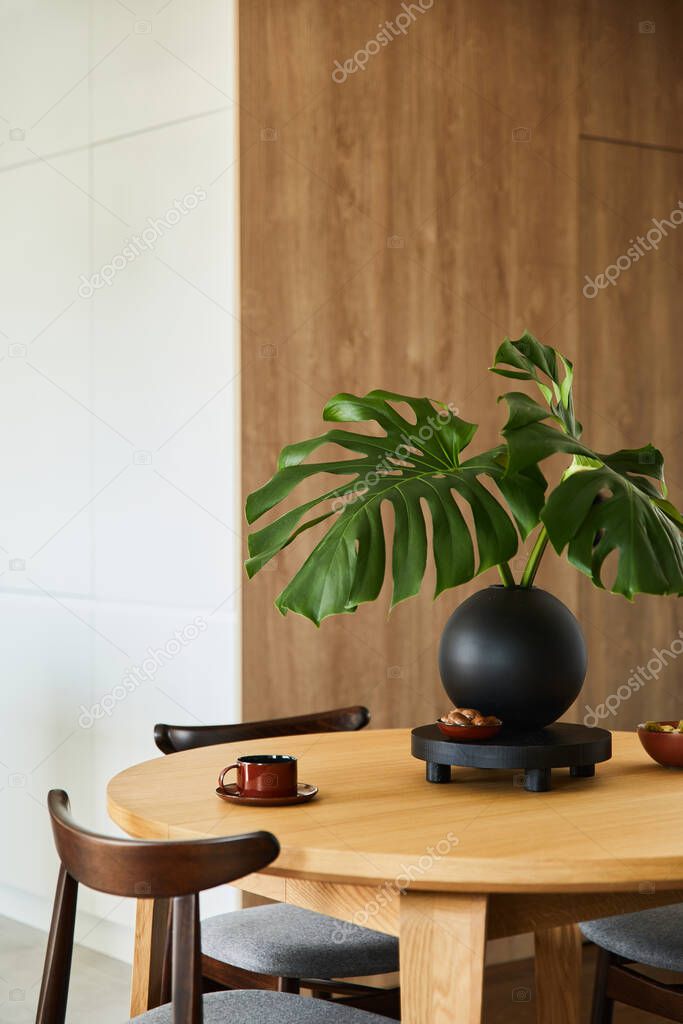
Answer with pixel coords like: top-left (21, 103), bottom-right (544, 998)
top-left (246, 391), bottom-right (546, 624)
top-left (491, 331), bottom-right (582, 439)
top-left (493, 332), bottom-right (683, 598)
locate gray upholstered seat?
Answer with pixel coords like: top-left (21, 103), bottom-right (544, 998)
top-left (580, 903), bottom-right (683, 971)
top-left (132, 989), bottom-right (394, 1023)
top-left (201, 903), bottom-right (399, 978)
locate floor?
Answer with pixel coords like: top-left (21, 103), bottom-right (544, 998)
top-left (0, 915), bottom-right (667, 1022)
top-left (484, 947), bottom-right (664, 1022)
top-left (0, 916), bottom-right (129, 1023)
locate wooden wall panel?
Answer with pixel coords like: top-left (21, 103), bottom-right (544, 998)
top-left (574, 0), bottom-right (683, 731)
top-left (577, 152), bottom-right (683, 729)
top-left (239, 0), bottom-right (582, 727)
top-left (580, 0), bottom-right (683, 149)
top-left (239, 0), bottom-right (682, 733)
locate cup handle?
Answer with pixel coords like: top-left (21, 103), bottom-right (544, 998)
top-left (218, 764), bottom-right (239, 790)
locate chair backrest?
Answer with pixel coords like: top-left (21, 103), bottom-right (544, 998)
top-left (154, 705), bottom-right (370, 755)
top-left (37, 790), bottom-right (279, 1024)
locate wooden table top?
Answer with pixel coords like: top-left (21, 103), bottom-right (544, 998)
top-left (107, 728), bottom-right (683, 893)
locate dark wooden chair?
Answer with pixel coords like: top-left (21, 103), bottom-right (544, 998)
top-left (582, 905), bottom-right (683, 1022)
top-left (37, 790), bottom-right (394, 1023)
top-left (153, 707), bottom-right (401, 1019)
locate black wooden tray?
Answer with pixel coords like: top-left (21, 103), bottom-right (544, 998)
top-left (411, 722), bottom-right (612, 792)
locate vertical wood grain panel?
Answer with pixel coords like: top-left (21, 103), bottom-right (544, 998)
top-left (240, 0), bottom-right (581, 728)
top-left (576, 0), bottom-right (683, 732)
top-left (580, 0), bottom-right (683, 149)
top-left (578, 138), bottom-right (683, 729)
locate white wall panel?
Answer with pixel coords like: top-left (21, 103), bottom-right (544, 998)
top-left (0, 0), bottom-right (239, 964)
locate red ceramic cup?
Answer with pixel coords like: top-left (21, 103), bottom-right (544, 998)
top-left (219, 754), bottom-right (298, 798)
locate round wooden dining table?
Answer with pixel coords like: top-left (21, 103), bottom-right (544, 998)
top-left (108, 728), bottom-right (683, 1024)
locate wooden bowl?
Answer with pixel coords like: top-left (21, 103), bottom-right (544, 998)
top-left (637, 722), bottom-right (683, 768)
top-left (436, 720), bottom-right (502, 742)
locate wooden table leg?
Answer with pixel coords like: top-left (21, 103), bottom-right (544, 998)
top-left (534, 923), bottom-right (582, 1024)
top-left (130, 897), bottom-right (171, 1017)
top-left (400, 891), bottom-right (487, 1023)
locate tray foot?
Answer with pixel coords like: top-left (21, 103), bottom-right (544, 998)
top-left (525, 767), bottom-right (551, 792)
top-left (426, 762), bottom-right (451, 784)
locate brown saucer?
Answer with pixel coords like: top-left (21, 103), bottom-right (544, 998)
top-left (215, 782), bottom-right (318, 806)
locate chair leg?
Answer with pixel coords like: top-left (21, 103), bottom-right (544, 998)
top-left (172, 894), bottom-right (203, 1024)
top-left (591, 947), bottom-right (615, 1024)
top-left (36, 867), bottom-right (78, 1024)
top-left (278, 977), bottom-right (301, 994)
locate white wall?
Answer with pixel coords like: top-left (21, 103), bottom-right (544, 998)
top-left (0, 0), bottom-right (239, 962)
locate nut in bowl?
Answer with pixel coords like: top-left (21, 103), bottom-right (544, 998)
top-left (637, 720), bottom-right (683, 769)
top-left (437, 707), bottom-right (502, 742)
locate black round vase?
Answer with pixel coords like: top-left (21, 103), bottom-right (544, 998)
top-left (438, 586), bottom-right (587, 731)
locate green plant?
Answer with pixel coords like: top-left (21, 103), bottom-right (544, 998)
top-left (246, 332), bottom-right (683, 625)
